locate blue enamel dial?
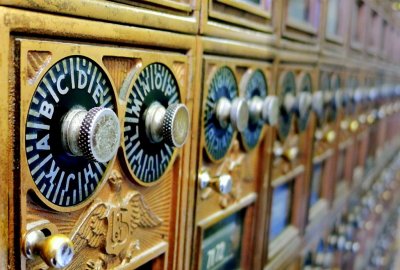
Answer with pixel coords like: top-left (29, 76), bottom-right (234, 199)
top-left (123, 63), bottom-right (180, 185)
top-left (297, 73), bottom-right (312, 132)
top-left (240, 70), bottom-right (267, 151)
top-left (204, 66), bottom-right (238, 162)
top-left (25, 56), bottom-right (115, 209)
top-left (277, 72), bottom-right (296, 140)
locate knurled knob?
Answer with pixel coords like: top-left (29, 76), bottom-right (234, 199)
top-left (24, 230), bottom-right (74, 269)
top-left (62, 107), bottom-right (120, 163)
top-left (216, 97), bottom-right (249, 132)
top-left (312, 90), bottom-right (325, 120)
top-left (145, 102), bottom-right (190, 148)
top-left (248, 95), bottom-right (280, 126)
top-left (78, 107), bottom-right (120, 162)
top-left (352, 88), bottom-right (363, 104)
top-left (293, 91), bottom-right (312, 119)
top-left (162, 103), bottom-right (190, 148)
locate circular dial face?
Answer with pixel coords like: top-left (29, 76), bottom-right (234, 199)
top-left (204, 66), bottom-right (238, 162)
top-left (25, 56), bottom-right (116, 210)
top-left (328, 74), bottom-right (341, 122)
top-left (240, 69), bottom-right (267, 151)
top-left (123, 63), bottom-right (181, 185)
top-left (297, 73), bottom-right (312, 132)
top-left (278, 72), bottom-right (295, 140)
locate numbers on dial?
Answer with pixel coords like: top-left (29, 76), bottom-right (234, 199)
top-left (25, 56), bottom-right (115, 209)
top-left (123, 63), bottom-right (180, 185)
top-left (204, 66), bottom-right (238, 162)
top-left (240, 69), bottom-right (267, 151)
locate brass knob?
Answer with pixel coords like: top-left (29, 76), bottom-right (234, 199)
top-left (198, 171), bottom-right (233, 195)
top-left (23, 230), bottom-right (74, 268)
top-left (61, 107), bottom-right (120, 162)
top-left (324, 130), bottom-right (336, 143)
top-left (145, 102), bottom-right (190, 148)
top-left (349, 120), bottom-right (359, 133)
top-left (283, 146), bottom-right (299, 161)
top-left (216, 97), bottom-right (249, 132)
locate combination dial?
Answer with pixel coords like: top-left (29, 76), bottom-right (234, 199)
top-left (25, 56), bottom-right (119, 210)
top-left (241, 69), bottom-right (279, 151)
top-left (123, 63), bottom-right (189, 185)
top-left (277, 71), bottom-right (296, 140)
top-left (294, 73), bottom-right (313, 132)
top-left (204, 66), bottom-right (249, 162)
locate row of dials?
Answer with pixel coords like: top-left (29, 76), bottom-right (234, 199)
top-left (202, 68), bottom-right (354, 164)
top-left (25, 56), bottom-right (190, 210)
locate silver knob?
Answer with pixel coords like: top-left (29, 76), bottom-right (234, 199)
top-left (353, 88), bottom-right (364, 104)
top-left (293, 92), bottom-right (312, 119)
top-left (369, 88), bottom-right (378, 102)
top-left (216, 97), bottom-right (249, 132)
top-left (198, 171), bottom-right (233, 195)
top-left (23, 230), bottom-right (74, 269)
top-left (334, 90), bottom-right (343, 109)
top-left (62, 107), bottom-right (120, 163)
top-left (145, 102), bottom-right (190, 148)
top-left (248, 95), bottom-right (280, 126)
top-left (312, 91), bottom-right (325, 119)
top-left (283, 93), bottom-right (296, 113)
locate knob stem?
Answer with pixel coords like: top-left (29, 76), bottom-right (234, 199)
top-left (24, 230), bottom-right (74, 269)
top-left (145, 102), bottom-right (190, 148)
top-left (61, 107), bottom-right (120, 163)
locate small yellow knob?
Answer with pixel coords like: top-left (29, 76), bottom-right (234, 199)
top-left (349, 120), bottom-right (359, 133)
top-left (367, 113), bottom-right (376, 124)
top-left (24, 230), bottom-right (74, 269)
top-left (325, 130), bottom-right (336, 143)
top-left (283, 147), bottom-right (299, 161)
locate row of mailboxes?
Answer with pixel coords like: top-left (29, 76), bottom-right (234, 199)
top-left (1, 0), bottom-right (399, 63)
top-left (299, 152), bottom-right (400, 270)
top-left (1, 5), bottom-right (400, 270)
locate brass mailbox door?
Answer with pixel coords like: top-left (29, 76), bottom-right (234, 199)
top-left (15, 38), bottom-right (192, 270)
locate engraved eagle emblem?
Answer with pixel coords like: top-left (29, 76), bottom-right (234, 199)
top-left (71, 174), bottom-right (162, 258)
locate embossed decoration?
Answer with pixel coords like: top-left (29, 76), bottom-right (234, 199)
top-left (123, 63), bottom-right (181, 185)
top-left (278, 72), bottom-right (295, 140)
top-left (25, 56), bottom-right (116, 209)
top-left (204, 66), bottom-right (238, 162)
top-left (240, 70), bottom-right (267, 151)
top-left (71, 172), bottom-right (162, 268)
top-left (297, 73), bottom-right (312, 132)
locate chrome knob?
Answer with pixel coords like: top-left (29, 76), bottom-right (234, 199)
top-left (293, 91), bottom-right (312, 119)
top-left (312, 91), bottom-right (325, 119)
top-left (23, 230), bottom-right (74, 269)
top-left (62, 107), bottom-right (120, 163)
top-left (369, 88), bottom-right (378, 102)
top-left (145, 102), bottom-right (190, 148)
top-left (334, 90), bottom-right (343, 109)
top-left (283, 93), bottom-right (296, 113)
top-left (198, 171), bottom-right (233, 194)
top-left (248, 95), bottom-right (280, 126)
top-left (216, 97), bottom-right (249, 132)
top-left (353, 88), bottom-right (364, 104)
